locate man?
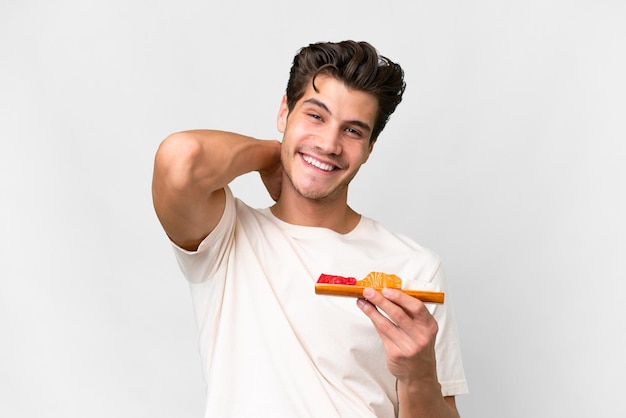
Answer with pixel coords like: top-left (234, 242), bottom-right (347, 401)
top-left (152, 40), bottom-right (468, 417)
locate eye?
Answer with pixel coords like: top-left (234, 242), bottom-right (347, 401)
top-left (345, 127), bottom-right (363, 138)
top-left (308, 113), bottom-right (322, 121)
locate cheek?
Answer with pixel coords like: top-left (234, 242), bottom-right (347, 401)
top-left (352, 145), bottom-right (372, 164)
top-left (361, 149), bottom-right (372, 164)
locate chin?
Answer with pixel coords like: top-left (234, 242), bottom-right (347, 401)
top-left (286, 169), bottom-right (349, 201)
top-left (295, 183), bottom-right (346, 201)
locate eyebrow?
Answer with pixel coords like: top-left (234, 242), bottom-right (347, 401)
top-left (302, 98), bottom-right (372, 133)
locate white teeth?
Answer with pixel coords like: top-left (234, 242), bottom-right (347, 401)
top-left (302, 155), bottom-right (335, 171)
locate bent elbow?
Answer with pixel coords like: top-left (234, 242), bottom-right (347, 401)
top-left (154, 131), bottom-right (205, 192)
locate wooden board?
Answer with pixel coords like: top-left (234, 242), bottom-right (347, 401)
top-left (315, 284), bottom-right (444, 304)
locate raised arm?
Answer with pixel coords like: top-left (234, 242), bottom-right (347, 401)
top-left (152, 130), bottom-right (282, 251)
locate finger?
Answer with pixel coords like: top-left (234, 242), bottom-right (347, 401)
top-left (357, 290), bottom-right (411, 342)
top-left (364, 288), bottom-right (438, 340)
top-left (357, 297), bottom-right (417, 358)
top-left (362, 288), bottom-right (418, 329)
top-left (379, 288), bottom-right (433, 324)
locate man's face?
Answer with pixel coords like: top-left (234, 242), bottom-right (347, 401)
top-left (277, 75), bottom-right (378, 203)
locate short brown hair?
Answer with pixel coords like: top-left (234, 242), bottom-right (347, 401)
top-left (285, 40), bottom-right (406, 142)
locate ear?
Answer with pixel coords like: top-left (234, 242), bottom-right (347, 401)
top-left (277, 95), bottom-right (289, 133)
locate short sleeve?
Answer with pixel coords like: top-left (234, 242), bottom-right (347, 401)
top-left (171, 186), bottom-right (236, 284)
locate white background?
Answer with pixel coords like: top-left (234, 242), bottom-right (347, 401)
top-left (1, 0), bottom-right (625, 417)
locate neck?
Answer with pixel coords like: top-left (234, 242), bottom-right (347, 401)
top-left (270, 192), bottom-right (360, 234)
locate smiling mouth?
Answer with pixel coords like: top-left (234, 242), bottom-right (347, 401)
top-left (302, 154), bottom-right (337, 172)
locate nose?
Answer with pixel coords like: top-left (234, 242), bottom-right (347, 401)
top-left (315, 126), bottom-right (342, 155)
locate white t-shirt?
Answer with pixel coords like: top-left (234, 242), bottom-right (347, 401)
top-left (173, 187), bottom-right (468, 417)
